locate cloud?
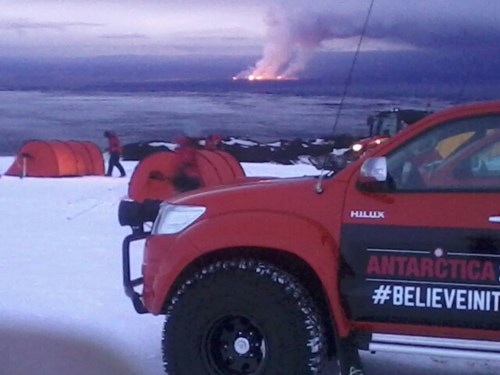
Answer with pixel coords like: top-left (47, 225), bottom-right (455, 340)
top-left (0, 18), bottom-right (102, 33)
top-left (366, 3), bottom-right (500, 50)
top-left (100, 33), bottom-right (147, 40)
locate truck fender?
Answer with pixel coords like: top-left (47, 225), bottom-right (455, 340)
top-left (150, 211), bottom-right (350, 336)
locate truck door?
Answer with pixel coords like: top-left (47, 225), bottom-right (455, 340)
top-left (339, 114), bottom-right (500, 332)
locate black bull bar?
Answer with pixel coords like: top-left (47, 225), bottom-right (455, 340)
top-left (119, 199), bottom-right (161, 314)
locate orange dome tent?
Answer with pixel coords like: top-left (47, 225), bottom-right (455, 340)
top-left (5, 140), bottom-right (105, 177)
top-left (82, 141), bottom-right (106, 176)
top-left (214, 150), bottom-right (245, 179)
top-left (128, 149), bottom-right (245, 203)
top-left (128, 152), bottom-right (178, 203)
top-left (67, 140), bottom-right (94, 175)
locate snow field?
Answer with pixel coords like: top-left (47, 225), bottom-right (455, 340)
top-left (1, 157), bottom-right (499, 374)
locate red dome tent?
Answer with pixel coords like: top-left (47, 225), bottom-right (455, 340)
top-left (82, 141), bottom-right (106, 176)
top-left (5, 140), bottom-right (105, 177)
top-left (214, 150), bottom-right (245, 179)
top-left (49, 141), bottom-right (79, 176)
top-left (128, 149), bottom-right (246, 203)
top-left (128, 152), bottom-right (178, 203)
top-left (67, 140), bottom-right (94, 175)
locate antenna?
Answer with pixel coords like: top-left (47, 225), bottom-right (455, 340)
top-left (315, 0), bottom-right (375, 194)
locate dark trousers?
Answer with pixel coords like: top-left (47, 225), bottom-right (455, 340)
top-left (107, 152), bottom-right (126, 176)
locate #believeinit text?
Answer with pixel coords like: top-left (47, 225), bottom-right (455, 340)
top-left (372, 285), bottom-right (500, 312)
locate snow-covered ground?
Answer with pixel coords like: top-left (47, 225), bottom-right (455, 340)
top-left (1, 156), bottom-right (499, 375)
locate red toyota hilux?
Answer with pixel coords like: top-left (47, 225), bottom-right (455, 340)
top-left (119, 100), bottom-right (500, 375)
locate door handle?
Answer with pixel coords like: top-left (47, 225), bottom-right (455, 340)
top-left (489, 216), bottom-right (500, 223)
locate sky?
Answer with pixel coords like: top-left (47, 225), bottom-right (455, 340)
top-left (1, 1), bottom-right (499, 57)
top-left (1, 0), bottom-right (500, 81)
top-left (0, 0), bottom-right (267, 57)
top-left (1, 154), bottom-right (500, 374)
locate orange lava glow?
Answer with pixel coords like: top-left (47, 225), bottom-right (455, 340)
top-left (232, 75), bottom-right (298, 82)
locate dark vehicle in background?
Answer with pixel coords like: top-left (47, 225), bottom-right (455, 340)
top-left (346, 108), bottom-right (432, 161)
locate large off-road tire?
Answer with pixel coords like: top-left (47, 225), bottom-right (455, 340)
top-left (162, 259), bottom-right (327, 375)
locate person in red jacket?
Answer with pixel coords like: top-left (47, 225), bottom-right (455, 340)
top-left (205, 134), bottom-right (222, 150)
top-left (104, 130), bottom-right (126, 177)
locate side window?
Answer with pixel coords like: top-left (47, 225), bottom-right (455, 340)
top-left (386, 115), bottom-right (500, 192)
top-left (469, 138), bottom-right (500, 178)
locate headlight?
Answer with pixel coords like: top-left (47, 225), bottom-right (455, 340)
top-left (352, 143), bottom-right (363, 152)
top-left (152, 204), bottom-right (206, 235)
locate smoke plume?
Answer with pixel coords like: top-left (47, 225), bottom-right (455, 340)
top-left (235, 5), bottom-right (362, 80)
top-left (235, 1), bottom-right (500, 80)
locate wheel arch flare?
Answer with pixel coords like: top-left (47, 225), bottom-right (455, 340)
top-left (148, 210), bottom-right (349, 339)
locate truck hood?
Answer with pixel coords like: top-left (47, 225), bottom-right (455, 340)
top-left (167, 175), bottom-right (335, 220)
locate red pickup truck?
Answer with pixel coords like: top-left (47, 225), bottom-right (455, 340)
top-left (120, 100), bottom-right (500, 374)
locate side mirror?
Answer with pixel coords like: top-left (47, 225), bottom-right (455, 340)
top-left (357, 157), bottom-right (388, 191)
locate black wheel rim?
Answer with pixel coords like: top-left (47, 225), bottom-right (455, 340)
top-left (205, 315), bottom-right (266, 375)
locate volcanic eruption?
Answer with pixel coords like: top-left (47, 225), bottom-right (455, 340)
top-left (233, 5), bottom-right (362, 81)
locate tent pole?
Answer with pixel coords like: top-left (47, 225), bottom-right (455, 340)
top-left (22, 156), bottom-right (27, 179)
